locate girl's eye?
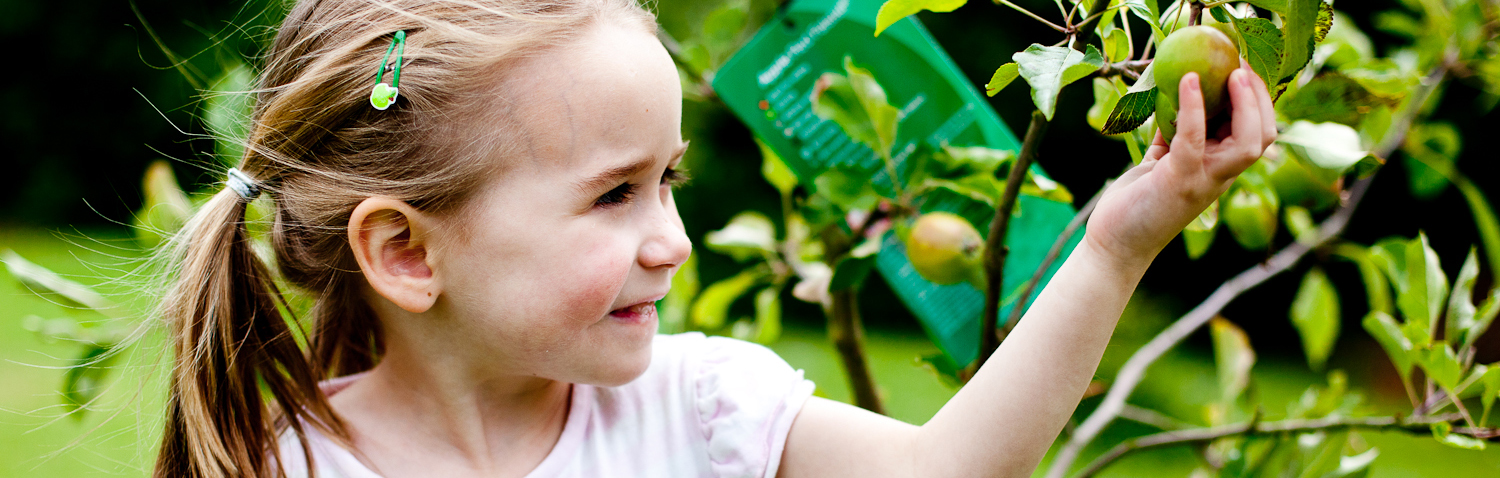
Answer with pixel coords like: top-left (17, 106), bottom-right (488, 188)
top-left (661, 167), bottom-right (690, 188)
top-left (595, 183), bottom-right (636, 207)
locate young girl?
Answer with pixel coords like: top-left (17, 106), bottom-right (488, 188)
top-left (154, 0), bottom-right (1277, 476)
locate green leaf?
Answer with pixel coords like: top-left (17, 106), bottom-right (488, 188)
top-left (659, 254), bottom-right (699, 334)
top-left (691, 268), bottom-right (764, 329)
top-left (986, 62), bottom-right (1020, 97)
top-left (1125, 0), bottom-right (1166, 43)
top-left (752, 286), bottom-right (782, 344)
top-left (1278, 73), bottom-right (1397, 127)
top-left (1400, 121), bottom-right (1463, 200)
top-left (757, 138), bottom-right (798, 194)
top-left (1240, 0), bottom-right (1288, 14)
top-left (1363, 311), bottom-right (1414, 381)
top-left (829, 255), bottom-right (876, 292)
top-left (874, 0), bottom-right (966, 36)
top-left (1328, 448), bottom-right (1379, 478)
top-left (842, 57), bottom-right (901, 158)
top-left (1103, 28), bottom-right (1130, 63)
top-left (811, 59), bottom-right (901, 159)
top-left (1208, 4), bottom-right (1230, 24)
top-left (1483, 364), bottom-right (1500, 426)
top-left (1291, 267), bottom-right (1341, 371)
top-left (1436, 431), bottom-right (1488, 451)
top-left (1283, 205), bottom-right (1317, 244)
top-left (1339, 59), bottom-right (1419, 100)
top-left (1334, 244), bottom-right (1394, 315)
top-left (814, 165), bottom-right (881, 211)
top-left (702, 0), bottom-right (749, 51)
top-left (1317, 11), bottom-right (1375, 70)
top-left (63, 343), bottom-right (121, 415)
top-left (1397, 233), bottom-right (1449, 334)
top-left (134, 159), bottom-right (193, 247)
top-left (1446, 247), bottom-right (1480, 347)
top-left (1102, 87), bottom-right (1157, 135)
top-left (1419, 342), bottom-right (1463, 392)
top-left (1231, 17), bottom-right (1285, 93)
top-left (1, 249), bottom-right (115, 313)
top-left (1277, 0), bottom-right (1324, 85)
top-left (934, 146), bottom-right (1015, 176)
top-left (1013, 44), bottom-right (1107, 120)
top-left (1087, 78), bottom-right (1123, 133)
top-left (1276, 121), bottom-right (1382, 175)
top-left (704, 211), bottom-right (778, 262)
top-left (1212, 317), bottom-right (1257, 404)
top-left (1468, 289), bottom-right (1500, 350)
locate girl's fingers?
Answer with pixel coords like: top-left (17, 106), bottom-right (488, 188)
top-left (1144, 130), bottom-right (1169, 162)
top-left (1220, 70), bottom-right (1263, 179)
top-left (1252, 70), bottom-right (1277, 148)
top-left (1170, 73), bottom-right (1207, 164)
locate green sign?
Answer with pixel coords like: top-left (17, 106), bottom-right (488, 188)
top-left (712, 0), bottom-right (1082, 367)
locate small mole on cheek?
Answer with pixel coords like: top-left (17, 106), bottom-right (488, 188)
top-left (427, 292), bottom-right (432, 297)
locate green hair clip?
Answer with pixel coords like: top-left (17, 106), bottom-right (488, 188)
top-left (370, 30), bottom-right (406, 110)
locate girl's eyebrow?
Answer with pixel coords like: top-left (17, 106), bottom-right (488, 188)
top-left (574, 141), bottom-right (691, 193)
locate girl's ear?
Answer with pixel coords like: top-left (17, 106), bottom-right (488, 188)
top-left (348, 197), bottom-right (441, 313)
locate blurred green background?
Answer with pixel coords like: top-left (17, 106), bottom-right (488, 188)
top-left (2, 0), bottom-right (1498, 475)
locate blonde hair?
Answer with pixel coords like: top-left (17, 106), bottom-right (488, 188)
top-left (154, 1), bottom-right (656, 476)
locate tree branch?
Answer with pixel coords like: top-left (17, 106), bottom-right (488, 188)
top-left (998, 181), bottom-right (1106, 341)
top-left (978, 110), bottom-right (1048, 366)
top-left (821, 229), bottom-right (885, 414)
top-left (974, 0), bottom-right (1115, 372)
top-left (1095, 59), bottom-right (1152, 79)
top-left (1042, 63), bottom-right (1451, 478)
top-left (1073, 414), bottom-right (1490, 478)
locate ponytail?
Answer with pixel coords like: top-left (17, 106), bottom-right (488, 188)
top-left (154, 189), bottom-right (343, 477)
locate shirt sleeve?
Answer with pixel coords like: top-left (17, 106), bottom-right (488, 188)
top-left (691, 335), bottom-right (817, 478)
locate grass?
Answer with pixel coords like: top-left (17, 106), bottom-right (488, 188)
top-left (1, 226), bottom-right (1496, 476)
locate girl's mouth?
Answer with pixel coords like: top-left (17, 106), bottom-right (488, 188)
top-left (608, 301), bottom-right (657, 324)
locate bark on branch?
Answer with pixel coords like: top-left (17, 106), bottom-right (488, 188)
top-left (1073, 414), bottom-right (1492, 478)
top-left (1042, 63), bottom-right (1452, 478)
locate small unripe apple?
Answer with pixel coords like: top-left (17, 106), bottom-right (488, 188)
top-left (1154, 25), bottom-right (1240, 143)
top-left (905, 212), bottom-right (985, 286)
top-left (1222, 185), bottom-right (1279, 250)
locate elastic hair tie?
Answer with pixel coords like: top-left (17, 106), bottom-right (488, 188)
top-left (370, 30), bottom-right (406, 110)
top-left (225, 168), bottom-right (261, 202)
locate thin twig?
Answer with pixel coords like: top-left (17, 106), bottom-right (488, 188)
top-left (1118, 404), bottom-right (1193, 430)
top-left (993, 0), bottom-right (1069, 33)
top-left (1094, 59), bottom-right (1152, 78)
top-left (998, 182), bottom-right (1106, 341)
top-left (1072, 414), bottom-right (1485, 478)
top-left (974, 0), bottom-right (1115, 371)
top-left (1042, 63), bottom-right (1452, 478)
top-left (1078, 3), bottom-right (1132, 32)
top-left (978, 110), bottom-right (1049, 366)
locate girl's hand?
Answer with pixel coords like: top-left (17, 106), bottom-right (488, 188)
top-left (1083, 64), bottom-right (1277, 270)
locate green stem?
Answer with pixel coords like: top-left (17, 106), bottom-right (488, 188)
top-left (992, 0), bottom-right (1069, 33)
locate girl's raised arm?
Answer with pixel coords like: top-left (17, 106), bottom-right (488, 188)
top-left (775, 64), bottom-right (1278, 478)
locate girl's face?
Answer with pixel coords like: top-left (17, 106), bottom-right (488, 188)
top-left (431, 20), bottom-right (690, 386)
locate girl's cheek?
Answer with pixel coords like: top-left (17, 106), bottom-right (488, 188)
top-left (554, 239), bottom-right (634, 323)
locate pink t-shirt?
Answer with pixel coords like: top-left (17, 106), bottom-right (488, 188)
top-left (277, 333), bottom-right (816, 477)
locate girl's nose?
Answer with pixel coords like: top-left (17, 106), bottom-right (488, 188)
top-left (639, 206), bottom-right (692, 270)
